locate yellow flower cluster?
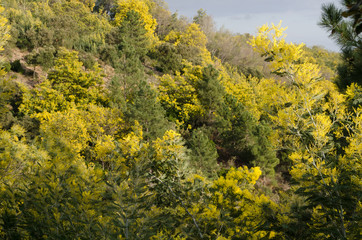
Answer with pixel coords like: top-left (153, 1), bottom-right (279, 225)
top-left (114, 0), bottom-right (157, 43)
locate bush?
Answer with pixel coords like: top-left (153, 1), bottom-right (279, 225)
top-left (25, 47), bottom-right (56, 70)
top-left (188, 127), bottom-right (219, 179)
top-left (98, 45), bottom-right (119, 66)
top-left (150, 42), bottom-right (182, 74)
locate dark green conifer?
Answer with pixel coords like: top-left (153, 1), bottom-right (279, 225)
top-left (125, 80), bottom-right (170, 140)
top-left (319, 0), bottom-right (362, 89)
top-left (188, 127), bottom-right (219, 179)
top-left (196, 65), bottom-right (225, 124)
top-left (109, 10), bottom-right (170, 140)
top-left (216, 94), bottom-right (278, 175)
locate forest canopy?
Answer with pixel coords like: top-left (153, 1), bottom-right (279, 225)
top-left (0, 0), bottom-right (360, 239)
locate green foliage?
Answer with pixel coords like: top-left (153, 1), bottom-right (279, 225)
top-left (107, 9), bottom-right (171, 140)
top-left (4, 0), bottom-right (111, 51)
top-left (108, 9), bottom-right (150, 106)
top-left (47, 48), bottom-right (105, 104)
top-left (196, 65), bottom-right (224, 123)
top-left (188, 127), bottom-right (219, 179)
top-left (216, 94), bottom-right (278, 175)
top-left (0, 125), bottom-right (108, 239)
top-left (319, 0), bottom-right (362, 89)
top-left (0, 5), bottom-right (10, 52)
top-left (124, 80), bottom-right (171, 140)
top-left (1, 1), bottom-right (361, 239)
top-left (25, 46), bottom-right (56, 70)
top-left (0, 125), bottom-right (49, 239)
top-left (158, 70), bottom-right (203, 129)
top-left (150, 0), bottom-right (188, 39)
top-left (164, 22), bottom-right (211, 66)
top-left (251, 22), bottom-right (361, 238)
top-left (113, 0), bottom-right (157, 45)
top-left (150, 42), bottom-right (183, 73)
top-left (109, 9), bottom-right (150, 61)
top-left (158, 64), bottom-right (223, 129)
top-left (0, 77), bottom-right (26, 131)
top-left (98, 44), bottom-right (119, 65)
top-left (78, 51), bottom-right (97, 70)
top-left (0, 78), bottom-right (18, 126)
top-left (20, 48), bottom-right (107, 118)
top-left (303, 45), bottom-right (341, 80)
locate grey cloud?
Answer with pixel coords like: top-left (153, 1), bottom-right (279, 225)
top-left (165, 0), bottom-right (340, 51)
top-left (166, 0), bottom-right (338, 18)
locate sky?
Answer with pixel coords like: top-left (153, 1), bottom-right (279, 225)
top-left (165, 0), bottom-right (341, 52)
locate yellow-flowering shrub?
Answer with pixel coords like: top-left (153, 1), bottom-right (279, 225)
top-left (114, 0), bottom-right (157, 43)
